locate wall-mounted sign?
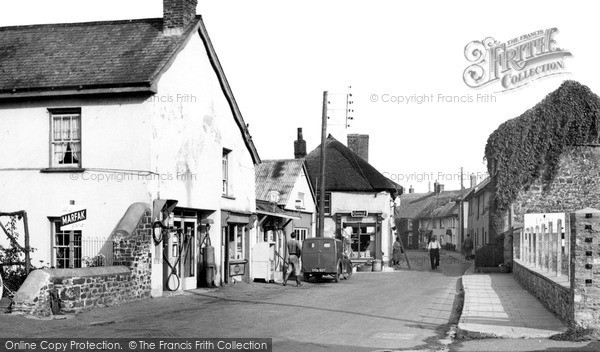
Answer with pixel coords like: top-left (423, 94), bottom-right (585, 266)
top-left (61, 209), bottom-right (87, 231)
top-left (229, 261), bottom-right (246, 276)
top-left (351, 210), bottom-right (368, 217)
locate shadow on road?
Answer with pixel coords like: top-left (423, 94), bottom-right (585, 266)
top-left (189, 291), bottom-right (440, 330)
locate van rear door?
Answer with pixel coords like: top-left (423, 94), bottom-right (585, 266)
top-left (302, 240), bottom-right (320, 271)
top-left (320, 240), bottom-right (336, 271)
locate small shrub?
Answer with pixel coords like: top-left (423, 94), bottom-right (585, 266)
top-left (83, 254), bottom-right (106, 268)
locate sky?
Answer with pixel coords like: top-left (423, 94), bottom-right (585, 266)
top-left (2, 0), bottom-right (598, 193)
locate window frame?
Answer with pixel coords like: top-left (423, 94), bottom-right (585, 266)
top-left (222, 149), bottom-right (231, 196)
top-left (49, 218), bottom-right (82, 269)
top-left (49, 108), bottom-right (82, 169)
top-left (294, 227), bottom-right (308, 242)
top-left (316, 192), bottom-right (332, 215)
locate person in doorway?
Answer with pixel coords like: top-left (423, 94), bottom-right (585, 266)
top-left (283, 231), bottom-right (302, 287)
top-left (427, 235), bottom-right (441, 270)
top-left (392, 236), bottom-right (403, 268)
top-left (462, 234), bottom-right (473, 261)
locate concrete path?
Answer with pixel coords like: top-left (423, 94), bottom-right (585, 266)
top-left (458, 264), bottom-right (567, 338)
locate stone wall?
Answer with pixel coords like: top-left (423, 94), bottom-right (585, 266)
top-left (492, 146), bottom-right (600, 266)
top-left (12, 203), bottom-right (153, 316)
top-left (571, 209), bottom-right (600, 328)
top-left (512, 208), bottom-right (600, 329)
top-left (12, 267), bottom-right (134, 316)
top-left (112, 205), bottom-right (153, 298)
top-left (513, 261), bottom-right (573, 326)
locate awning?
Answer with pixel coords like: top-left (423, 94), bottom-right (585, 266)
top-left (256, 200), bottom-right (301, 220)
top-left (256, 209), bottom-right (301, 220)
top-left (152, 199), bottom-right (178, 221)
top-left (221, 211), bottom-right (254, 226)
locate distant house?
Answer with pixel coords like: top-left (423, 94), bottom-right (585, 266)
top-left (0, 0), bottom-right (260, 294)
top-left (303, 134), bottom-right (402, 263)
top-left (398, 183), bottom-right (470, 249)
top-left (254, 158), bottom-right (316, 281)
top-left (464, 177), bottom-right (491, 249)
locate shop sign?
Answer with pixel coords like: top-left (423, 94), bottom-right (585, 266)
top-left (229, 262), bottom-right (246, 276)
top-left (351, 210), bottom-right (368, 217)
top-left (60, 206), bottom-right (87, 231)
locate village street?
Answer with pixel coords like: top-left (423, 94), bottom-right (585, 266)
top-left (0, 251), bottom-right (469, 351)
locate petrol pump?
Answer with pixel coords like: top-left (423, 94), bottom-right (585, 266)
top-left (153, 199), bottom-right (190, 292)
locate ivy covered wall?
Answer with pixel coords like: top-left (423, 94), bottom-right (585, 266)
top-left (484, 81), bottom-right (600, 265)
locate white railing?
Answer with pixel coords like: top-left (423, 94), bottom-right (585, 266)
top-left (516, 219), bottom-right (570, 280)
top-left (82, 236), bottom-right (114, 267)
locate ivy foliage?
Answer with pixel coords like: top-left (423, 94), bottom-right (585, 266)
top-left (485, 81), bottom-right (600, 212)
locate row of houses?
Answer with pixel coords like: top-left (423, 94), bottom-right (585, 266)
top-left (0, 0), bottom-right (402, 298)
top-left (397, 176), bottom-right (492, 253)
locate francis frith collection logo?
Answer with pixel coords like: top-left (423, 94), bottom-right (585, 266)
top-left (463, 28), bottom-right (572, 91)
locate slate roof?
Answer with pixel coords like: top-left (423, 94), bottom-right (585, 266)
top-left (304, 135), bottom-right (402, 193)
top-left (0, 18), bottom-right (201, 96)
top-left (255, 159), bottom-right (308, 206)
top-left (0, 16), bottom-right (261, 164)
top-left (399, 188), bottom-right (470, 219)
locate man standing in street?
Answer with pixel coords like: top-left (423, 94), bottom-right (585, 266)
top-left (427, 235), bottom-right (441, 270)
top-left (283, 231), bottom-right (302, 287)
top-left (462, 234), bottom-right (473, 260)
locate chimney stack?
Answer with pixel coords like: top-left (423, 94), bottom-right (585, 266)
top-left (347, 134), bottom-right (369, 161)
top-left (294, 128), bottom-right (307, 159)
top-left (409, 185), bottom-right (414, 194)
top-left (163, 0), bottom-right (198, 35)
top-left (470, 174), bottom-right (477, 188)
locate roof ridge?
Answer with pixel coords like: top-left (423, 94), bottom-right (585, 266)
top-left (0, 17), bottom-right (164, 31)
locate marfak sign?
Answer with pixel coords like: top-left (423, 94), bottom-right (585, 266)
top-left (463, 28), bottom-right (572, 92)
top-left (61, 209), bottom-right (87, 228)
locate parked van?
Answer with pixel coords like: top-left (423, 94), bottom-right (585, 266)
top-left (301, 237), bottom-right (352, 282)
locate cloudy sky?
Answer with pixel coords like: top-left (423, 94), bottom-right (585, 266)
top-left (2, 1), bottom-right (598, 192)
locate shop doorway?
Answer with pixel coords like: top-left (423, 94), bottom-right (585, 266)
top-left (163, 213), bottom-right (197, 291)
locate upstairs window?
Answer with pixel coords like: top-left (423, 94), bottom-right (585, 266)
top-left (317, 192), bottom-right (331, 215)
top-left (50, 108), bottom-right (81, 168)
top-left (222, 149), bottom-right (231, 196)
top-left (296, 192), bottom-right (305, 209)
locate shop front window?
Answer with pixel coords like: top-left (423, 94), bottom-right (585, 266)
top-left (349, 224), bottom-right (376, 258)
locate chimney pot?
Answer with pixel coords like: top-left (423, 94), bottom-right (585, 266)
top-left (294, 127), bottom-right (307, 159)
top-left (470, 174), bottom-right (477, 188)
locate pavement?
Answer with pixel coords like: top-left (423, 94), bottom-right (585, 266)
top-left (454, 255), bottom-right (568, 339)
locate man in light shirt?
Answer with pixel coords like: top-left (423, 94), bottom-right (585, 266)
top-left (427, 235), bottom-right (441, 270)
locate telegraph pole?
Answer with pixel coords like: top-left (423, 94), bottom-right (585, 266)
top-left (459, 167), bottom-right (464, 248)
top-left (317, 91), bottom-right (328, 237)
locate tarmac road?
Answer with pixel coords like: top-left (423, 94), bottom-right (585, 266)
top-left (0, 250), bottom-right (469, 351)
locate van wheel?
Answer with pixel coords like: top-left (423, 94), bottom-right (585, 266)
top-left (303, 273), bottom-right (310, 282)
top-left (333, 264), bottom-right (341, 283)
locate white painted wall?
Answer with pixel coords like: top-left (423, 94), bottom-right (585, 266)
top-left (323, 191), bottom-right (393, 259)
top-left (0, 31), bottom-right (258, 292)
top-left (0, 97), bottom-right (152, 267)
